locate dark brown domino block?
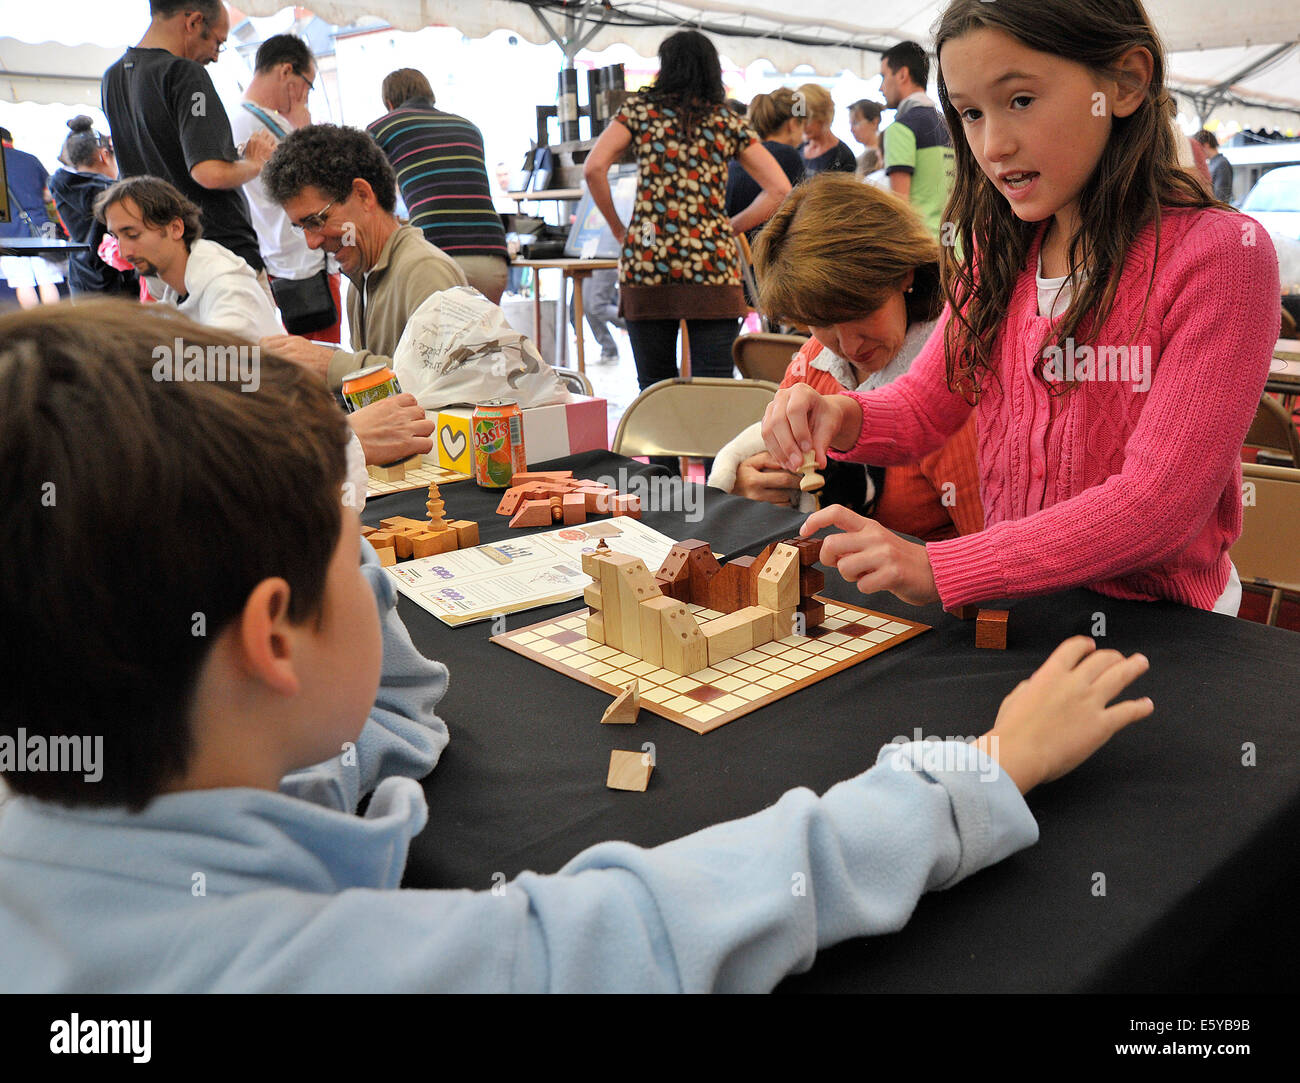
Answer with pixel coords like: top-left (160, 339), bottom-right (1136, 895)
top-left (946, 604), bottom-right (979, 620)
top-left (654, 573), bottom-right (690, 601)
top-left (976, 609), bottom-right (1009, 649)
top-left (799, 565), bottom-right (825, 598)
top-left (700, 560), bottom-right (752, 614)
top-left (785, 536), bottom-right (823, 566)
top-left (796, 597), bottom-right (826, 630)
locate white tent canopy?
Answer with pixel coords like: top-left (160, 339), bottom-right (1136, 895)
top-left (4, 0), bottom-right (1300, 125)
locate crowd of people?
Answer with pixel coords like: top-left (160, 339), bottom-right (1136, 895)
top-left (0, 0), bottom-right (1284, 993)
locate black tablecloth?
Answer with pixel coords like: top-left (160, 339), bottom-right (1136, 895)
top-left (364, 451), bottom-right (1300, 992)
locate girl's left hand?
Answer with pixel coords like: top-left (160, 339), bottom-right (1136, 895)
top-left (801, 504), bottom-right (939, 607)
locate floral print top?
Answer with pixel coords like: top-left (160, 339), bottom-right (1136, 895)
top-left (613, 93), bottom-right (759, 319)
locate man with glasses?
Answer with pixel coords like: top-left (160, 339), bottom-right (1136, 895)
top-left (232, 34), bottom-right (342, 343)
top-left (102, 0), bottom-right (273, 274)
top-left (259, 123), bottom-right (468, 393)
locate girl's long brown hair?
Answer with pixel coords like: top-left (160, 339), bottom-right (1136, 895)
top-left (934, 0), bottom-right (1222, 400)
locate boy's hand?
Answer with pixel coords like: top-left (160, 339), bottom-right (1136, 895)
top-left (761, 384), bottom-right (862, 473)
top-left (975, 637), bottom-right (1153, 794)
top-left (261, 334), bottom-right (335, 381)
top-left (735, 452), bottom-right (802, 505)
top-left (801, 504), bottom-right (938, 606)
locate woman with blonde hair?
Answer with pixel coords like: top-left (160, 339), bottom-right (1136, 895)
top-left (710, 172), bottom-right (981, 542)
top-left (725, 89), bottom-right (806, 230)
top-left (797, 83), bottom-right (856, 175)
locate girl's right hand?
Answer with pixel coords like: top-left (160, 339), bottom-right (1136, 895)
top-left (761, 384), bottom-right (863, 473)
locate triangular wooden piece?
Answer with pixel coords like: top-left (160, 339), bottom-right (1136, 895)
top-left (600, 679), bottom-right (640, 725)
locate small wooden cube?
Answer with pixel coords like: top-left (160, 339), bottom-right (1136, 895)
top-left (585, 610), bottom-right (605, 644)
top-left (947, 604), bottom-right (979, 620)
top-left (606, 749), bottom-right (653, 791)
top-left (448, 519), bottom-right (479, 548)
top-left (411, 530), bottom-right (457, 559)
top-left (562, 493), bottom-right (586, 525)
top-left (509, 500), bottom-right (552, 528)
top-left (612, 494), bottom-right (642, 519)
top-left (787, 537), bottom-right (823, 565)
top-left (376, 545), bottom-right (397, 568)
top-left (366, 461), bottom-right (407, 482)
top-left (976, 609), bottom-right (1009, 649)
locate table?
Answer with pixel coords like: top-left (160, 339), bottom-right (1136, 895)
top-left (364, 450), bottom-right (1300, 993)
top-left (512, 257), bottom-right (619, 375)
top-left (1268, 353), bottom-right (1300, 404)
top-left (0, 237), bottom-right (88, 258)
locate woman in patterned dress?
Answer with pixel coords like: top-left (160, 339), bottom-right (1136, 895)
top-left (583, 30), bottom-right (792, 395)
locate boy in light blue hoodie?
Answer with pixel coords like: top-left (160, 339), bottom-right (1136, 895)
top-left (0, 301), bottom-right (1153, 992)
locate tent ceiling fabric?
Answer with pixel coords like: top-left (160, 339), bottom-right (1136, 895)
top-left (3, 0), bottom-right (1298, 119)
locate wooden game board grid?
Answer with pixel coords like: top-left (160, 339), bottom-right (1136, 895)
top-left (493, 599), bottom-right (929, 733)
top-left (366, 462), bottom-right (472, 497)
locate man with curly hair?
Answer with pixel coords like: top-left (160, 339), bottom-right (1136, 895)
top-left (258, 123), bottom-right (467, 390)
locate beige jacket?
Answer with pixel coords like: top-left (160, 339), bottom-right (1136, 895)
top-left (327, 224), bottom-right (467, 388)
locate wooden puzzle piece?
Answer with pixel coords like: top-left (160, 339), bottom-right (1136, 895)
top-left (509, 499), bottom-right (552, 528)
top-left (367, 461), bottom-right (407, 483)
top-left (798, 449), bottom-right (825, 493)
top-left (757, 543), bottom-right (800, 611)
top-left (660, 601), bottom-right (707, 675)
top-left (946, 604), bottom-right (979, 620)
top-left (601, 680), bottom-right (640, 725)
top-left (976, 609), bottom-right (1008, 649)
top-left (606, 749), bottom-right (653, 791)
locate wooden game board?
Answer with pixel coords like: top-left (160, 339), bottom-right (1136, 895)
top-left (366, 462), bottom-right (472, 497)
top-left (493, 599), bottom-right (929, 733)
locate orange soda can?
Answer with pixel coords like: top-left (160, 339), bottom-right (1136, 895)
top-left (473, 399), bottom-right (527, 488)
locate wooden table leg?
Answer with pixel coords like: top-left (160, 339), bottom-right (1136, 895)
top-left (572, 271), bottom-right (587, 376)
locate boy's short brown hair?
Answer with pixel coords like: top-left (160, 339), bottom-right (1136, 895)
top-left (753, 171), bottom-right (943, 328)
top-left (0, 300), bottom-right (350, 810)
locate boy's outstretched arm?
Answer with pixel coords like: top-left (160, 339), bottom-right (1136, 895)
top-left (243, 640), bottom-right (1148, 993)
top-left (279, 539), bottom-right (450, 813)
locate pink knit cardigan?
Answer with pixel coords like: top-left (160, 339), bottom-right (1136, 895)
top-left (830, 207), bottom-right (1279, 610)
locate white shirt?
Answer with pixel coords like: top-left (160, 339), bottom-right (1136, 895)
top-left (230, 103), bottom-right (327, 281)
top-left (148, 239), bottom-right (284, 341)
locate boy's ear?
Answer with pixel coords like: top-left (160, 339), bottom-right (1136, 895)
top-left (1110, 46), bottom-right (1154, 119)
top-left (235, 578), bottom-right (301, 697)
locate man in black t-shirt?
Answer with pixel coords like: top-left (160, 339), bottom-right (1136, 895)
top-left (102, 0), bottom-right (274, 273)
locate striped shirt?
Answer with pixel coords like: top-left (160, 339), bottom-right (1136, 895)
top-left (367, 98), bottom-right (508, 260)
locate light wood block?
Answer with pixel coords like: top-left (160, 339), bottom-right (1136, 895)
top-left (615, 558), bottom-right (660, 657)
top-left (583, 582), bottom-right (603, 611)
top-left (612, 494), bottom-right (641, 519)
top-left (367, 461), bottom-right (406, 483)
top-left (757, 543), bottom-right (800, 611)
top-left (703, 609), bottom-right (754, 665)
top-left (411, 530), bottom-right (457, 558)
top-left (367, 531), bottom-right (396, 551)
top-left (736, 605), bottom-right (774, 647)
top-left (598, 554), bottom-right (641, 651)
top-left (376, 545), bottom-right (397, 567)
top-left (606, 749), bottom-right (653, 792)
top-left (660, 602), bottom-right (707, 675)
top-left (585, 610), bottom-right (605, 644)
top-left (601, 680), bottom-right (639, 725)
top-left (638, 596), bottom-right (675, 669)
top-left (775, 606), bottom-right (798, 639)
top-left (447, 519), bottom-right (479, 548)
top-left (581, 550), bottom-right (602, 578)
top-left (562, 493), bottom-right (586, 524)
top-left (509, 500), bottom-right (553, 528)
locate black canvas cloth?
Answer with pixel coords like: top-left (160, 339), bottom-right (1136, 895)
top-left (364, 451), bottom-right (1300, 992)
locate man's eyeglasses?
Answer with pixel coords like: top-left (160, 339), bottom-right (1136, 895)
top-left (294, 70), bottom-right (316, 93)
top-left (291, 198), bottom-right (339, 234)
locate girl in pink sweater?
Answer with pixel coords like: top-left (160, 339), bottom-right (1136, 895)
top-left (763, 0), bottom-right (1279, 614)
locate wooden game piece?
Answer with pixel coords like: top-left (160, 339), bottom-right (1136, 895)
top-left (736, 605), bottom-right (775, 648)
top-left (376, 545), bottom-right (397, 568)
top-left (411, 530), bottom-right (457, 559)
top-left (549, 496), bottom-right (564, 522)
top-left (702, 610), bottom-right (753, 665)
top-left (585, 611), bottom-right (605, 644)
top-left (583, 582), bottom-right (603, 610)
top-left (946, 604), bottom-right (979, 620)
top-left (799, 565), bottom-right (825, 598)
top-left (612, 494), bottom-right (642, 519)
top-left (774, 606), bottom-right (798, 639)
top-left (392, 527), bottom-right (423, 560)
top-left (599, 553), bottom-right (644, 651)
top-left (798, 449), bottom-right (824, 493)
top-left (583, 521), bottom-right (622, 539)
top-left (654, 574), bottom-right (690, 602)
top-left (562, 493), bottom-right (586, 525)
top-left (655, 545), bottom-right (693, 598)
top-left (699, 558), bottom-right (751, 613)
top-left (786, 536), bottom-right (823, 566)
top-left (496, 489), bottom-right (526, 515)
top-left (426, 483), bottom-right (448, 530)
top-left (448, 519), bottom-right (479, 548)
top-left (366, 461), bottom-right (407, 483)
top-left (638, 596), bottom-right (676, 668)
top-left (360, 525), bottom-right (377, 537)
top-left (510, 470), bottom-right (573, 484)
top-left (601, 680), bottom-right (640, 725)
top-left (587, 489), bottom-right (617, 514)
top-left (606, 749), bottom-right (652, 792)
top-left (976, 609), bottom-right (1008, 649)
top-left (757, 544), bottom-right (800, 611)
top-left (379, 516), bottom-right (427, 531)
top-left (615, 557), bottom-right (660, 655)
top-left (659, 603), bottom-right (707, 675)
top-left (508, 500), bottom-right (553, 528)
top-left (797, 598), bottom-right (826, 631)
top-left (367, 531), bottom-right (396, 550)
top-left (595, 537), bottom-right (610, 549)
